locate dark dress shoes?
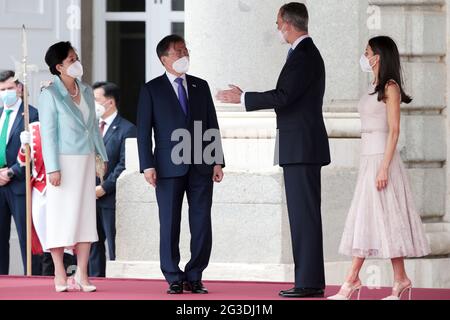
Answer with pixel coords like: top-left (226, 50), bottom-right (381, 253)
top-left (279, 287), bottom-right (324, 298)
top-left (184, 281), bottom-right (209, 294)
top-left (167, 281), bottom-right (183, 294)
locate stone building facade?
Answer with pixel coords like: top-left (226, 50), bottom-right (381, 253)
top-left (111, 0), bottom-right (450, 288)
top-left (0, 0), bottom-right (449, 287)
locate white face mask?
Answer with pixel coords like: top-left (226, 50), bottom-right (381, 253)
top-left (360, 54), bottom-right (376, 73)
top-left (278, 29), bottom-right (288, 44)
top-left (95, 102), bottom-right (106, 119)
top-left (278, 30), bottom-right (287, 44)
top-left (66, 61), bottom-right (84, 79)
top-left (172, 56), bottom-right (190, 74)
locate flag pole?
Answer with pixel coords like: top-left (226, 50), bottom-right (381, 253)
top-left (21, 25), bottom-right (32, 277)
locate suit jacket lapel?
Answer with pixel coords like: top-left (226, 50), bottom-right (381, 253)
top-left (186, 75), bottom-right (198, 123)
top-left (278, 38), bottom-right (312, 87)
top-left (7, 103), bottom-right (24, 145)
top-left (62, 94), bottom-right (86, 126)
top-left (54, 77), bottom-right (86, 127)
top-left (79, 81), bottom-right (94, 127)
top-left (103, 116), bottom-right (121, 145)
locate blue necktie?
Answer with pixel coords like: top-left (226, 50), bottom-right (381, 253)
top-left (175, 78), bottom-right (189, 116)
top-left (287, 48), bottom-right (294, 60)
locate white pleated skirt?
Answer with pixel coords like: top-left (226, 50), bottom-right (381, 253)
top-left (45, 153), bottom-right (98, 250)
top-left (338, 152), bottom-right (431, 259)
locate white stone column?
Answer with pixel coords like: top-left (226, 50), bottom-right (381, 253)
top-left (186, 0), bottom-right (289, 94)
top-left (186, 0), bottom-right (370, 109)
top-left (445, 0), bottom-right (450, 224)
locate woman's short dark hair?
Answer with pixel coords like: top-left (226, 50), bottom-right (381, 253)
top-left (280, 2), bottom-right (309, 32)
top-left (156, 35), bottom-right (185, 62)
top-left (92, 81), bottom-right (121, 107)
top-left (45, 41), bottom-right (75, 76)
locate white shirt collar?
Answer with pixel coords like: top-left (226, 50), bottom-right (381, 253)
top-left (2, 97), bottom-right (22, 113)
top-left (166, 71), bottom-right (187, 84)
top-left (101, 111), bottom-right (118, 126)
top-left (291, 34), bottom-right (310, 50)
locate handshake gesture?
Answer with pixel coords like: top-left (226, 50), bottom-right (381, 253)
top-left (216, 85), bottom-right (243, 104)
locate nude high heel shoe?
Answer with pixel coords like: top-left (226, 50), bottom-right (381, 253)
top-left (382, 281), bottom-right (412, 300)
top-left (54, 278), bottom-right (69, 293)
top-left (73, 273), bottom-right (97, 293)
top-left (327, 281), bottom-right (363, 300)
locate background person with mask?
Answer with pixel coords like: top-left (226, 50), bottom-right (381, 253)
top-left (217, 2), bottom-right (331, 298)
top-left (39, 42), bottom-right (108, 292)
top-left (88, 81), bottom-right (136, 277)
top-left (137, 35), bottom-right (225, 295)
top-left (0, 70), bottom-right (39, 275)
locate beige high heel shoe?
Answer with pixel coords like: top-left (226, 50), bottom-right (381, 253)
top-left (382, 281), bottom-right (412, 300)
top-left (54, 278), bottom-right (69, 293)
top-left (72, 273), bottom-right (97, 293)
top-left (327, 281), bottom-right (363, 300)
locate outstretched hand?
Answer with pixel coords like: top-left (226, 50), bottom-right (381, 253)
top-left (216, 85), bottom-right (243, 104)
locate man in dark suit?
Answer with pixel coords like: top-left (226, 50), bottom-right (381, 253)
top-left (217, 3), bottom-right (331, 298)
top-left (137, 35), bottom-right (225, 295)
top-left (88, 82), bottom-right (137, 277)
top-left (0, 70), bottom-right (39, 275)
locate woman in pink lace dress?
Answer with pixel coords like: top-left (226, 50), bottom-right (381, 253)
top-left (328, 36), bottom-right (430, 300)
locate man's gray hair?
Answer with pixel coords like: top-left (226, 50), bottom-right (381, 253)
top-left (280, 2), bottom-right (309, 33)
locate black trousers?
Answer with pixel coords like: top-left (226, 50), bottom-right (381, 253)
top-left (0, 187), bottom-right (26, 275)
top-left (283, 164), bottom-right (325, 289)
top-left (156, 166), bottom-right (214, 284)
top-left (89, 206), bottom-right (116, 277)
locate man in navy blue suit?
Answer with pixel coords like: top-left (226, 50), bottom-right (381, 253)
top-left (137, 35), bottom-right (225, 295)
top-left (89, 82), bottom-right (137, 277)
top-left (0, 70), bottom-right (39, 275)
top-left (217, 3), bottom-right (331, 298)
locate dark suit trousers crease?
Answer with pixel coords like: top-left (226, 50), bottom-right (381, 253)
top-left (156, 166), bottom-right (214, 284)
top-left (283, 164), bottom-right (325, 289)
top-left (89, 205), bottom-right (116, 277)
top-left (0, 187), bottom-right (26, 275)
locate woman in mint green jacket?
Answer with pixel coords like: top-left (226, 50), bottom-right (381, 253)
top-left (39, 42), bottom-right (108, 293)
